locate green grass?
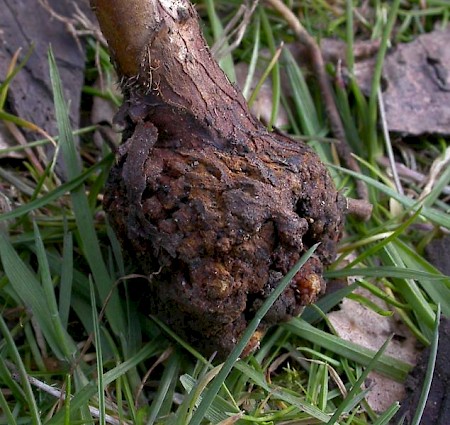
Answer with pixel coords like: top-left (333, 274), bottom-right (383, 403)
top-left (1, 1), bottom-right (450, 424)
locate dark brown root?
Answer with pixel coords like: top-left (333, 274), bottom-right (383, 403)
top-left (93, 0), bottom-right (346, 357)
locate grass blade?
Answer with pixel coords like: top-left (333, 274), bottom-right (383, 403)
top-left (205, 0), bottom-right (236, 82)
top-left (146, 352), bottom-right (180, 425)
top-left (0, 385), bottom-right (18, 425)
top-left (325, 266), bottom-right (446, 281)
top-left (259, 7), bottom-right (281, 131)
top-left (59, 225), bottom-right (73, 329)
top-left (180, 372), bottom-right (240, 424)
top-left (410, 305), bottom-right (440, 425)
top-left (0, 232), bottom-right (71, 359)
top-left (367, 0), bottom-right (401, 158)
top-left (46, 341), bottom-right (160, 424)
top-left (394, 240), bottom-right (450, 316)
top-left (33, 221), bottom-right (76, 358)
top-left (90, 278), bottom-right (106, 425)
top-left (380, 244), bottom-right (435, 334)
top-left (234, 361), bottom-right (332, 422)
top-left (326, 336), bottom-right (392, 424)
top-left (330, 164), bottom-right (450, 229)
top-left (0, 155), bottom-right (112, 223)
top-left (283, 318), bottom-right (411, 381)
top-left (373, 402), bottom-right (401, 425)
top-left (0, 315), bottom-right (42, 425)
top-left (242, 15), bottom-right (260, 100)
top-left (64, 374), bottom-right (72, 425)
top-left (301, 282), bottom-right (359, 323)
top-left (48, 49), bottom-right (125, 336)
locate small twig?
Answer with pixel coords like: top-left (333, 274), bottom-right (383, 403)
top-left (346, 197), bottom-right (373, 221)
top-left (212, 0), bottom-right (259, 61)
top-left (134, 346), bottom-right (173, 409)
top-left (6, 362), bottom-right (127, 425)
top-left (419, 145), bottom-right (450, 201)
top-left (377, 156), bottom-right (450, 196)
top-left (38, 0), bottom-right (106, 49)
top-left (211, 4), bottom-right (246, 57)
top-left (264, 0), bottom-right (368, 201)
top-left (38, 0), bottom-right (83, 51)
top-left (30, 315), bottom-right (48, 360)
top-left (4, 122), bottom-right (45, 174)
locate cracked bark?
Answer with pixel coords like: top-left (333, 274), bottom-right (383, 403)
top-left (91, 0), bottom-right (346, 357)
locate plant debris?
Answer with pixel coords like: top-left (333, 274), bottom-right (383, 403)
top-left (355, 25), bottom-right (450, 136)
top-left (328, 288), bottom-right (419, 413)
top-left (0, 0), bottom-right (90, 175)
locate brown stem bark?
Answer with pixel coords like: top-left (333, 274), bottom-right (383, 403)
top-left (91, 0), bottom-right (346, 357)
top-left (91, 0), bottom-right (255, 145)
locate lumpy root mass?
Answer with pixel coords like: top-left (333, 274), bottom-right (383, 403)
top-left (104, 98), bottom-right (345, 357)
top-left (96, 0), bottom-right (346, 357)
